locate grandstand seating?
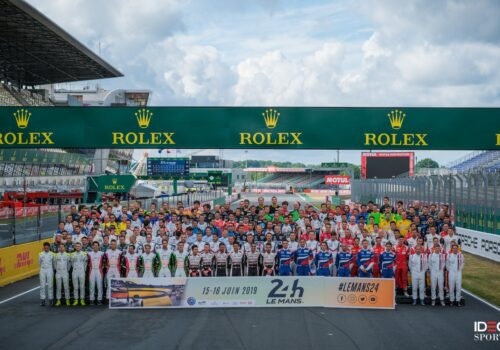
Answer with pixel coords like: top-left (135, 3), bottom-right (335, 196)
top-left (449, 151), bottom-right (500, 173)
top-left (19, 89), bottom-right (53, 106)
top-left (254, 172), bottom-right (327, 189)
top-left (0, 84), bottom-right (21, 106)
top-left (0, 84), bottom-right (53, 106)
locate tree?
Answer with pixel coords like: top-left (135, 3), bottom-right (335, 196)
top-left (415, 158), bottom-right (439, 169)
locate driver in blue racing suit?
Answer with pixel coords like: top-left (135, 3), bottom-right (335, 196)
top-left (276, 240), bottom-right (293, 276)
top-left (335, 243), bottom-right (353, 277)
top-left (294, 238), bottom-right (313, 276)
top-left (315, 242), bottom-right (333, 276)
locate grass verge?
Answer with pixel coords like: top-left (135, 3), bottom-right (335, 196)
top-left (462, 252), bottom-right (500, 307)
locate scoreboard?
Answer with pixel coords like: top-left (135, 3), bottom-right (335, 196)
top-left (146, 158), bottom-right (190, 176)
top-left (361, 152), bottom-right (414, 179)
top-left (207, 170), bottom-right (230, 186)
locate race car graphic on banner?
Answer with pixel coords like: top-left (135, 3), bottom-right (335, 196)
top-left (110, 278), bottom-right (186, 308)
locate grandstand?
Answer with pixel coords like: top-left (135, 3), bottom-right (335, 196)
top-left (246, 167), bottom-right (352, 191)
top-left (0, 0), bottom-right (147, 193)
top-left (449, 151), bottom-right (500, 173)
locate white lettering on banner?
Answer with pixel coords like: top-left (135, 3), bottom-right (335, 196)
top-left (456, 227), bottom-right (500, 262)
top-left (325, 175), bottom-right (351, 185)
top-left (250, 189), bottom-right (286, 194)
top-left (306, 189), bottom-right (352, 195)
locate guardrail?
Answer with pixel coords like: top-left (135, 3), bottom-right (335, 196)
top-left (351, 172), bottom-right (500, 234)
top-left (0, 204), bottom-right (71, 248)
top-left (0, 190), bottom-right (228, 248)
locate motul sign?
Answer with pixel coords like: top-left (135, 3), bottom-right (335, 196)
top-left (325, 175), bottom-right (350, 185)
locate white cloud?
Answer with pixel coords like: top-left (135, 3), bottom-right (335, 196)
top-left (26, 0), bottom-right (499, 164)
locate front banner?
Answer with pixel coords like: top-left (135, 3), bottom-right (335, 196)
top-left (456, 227), bottom-right (500, 262)
top-left (0, 238), bottom-right (52, 286)
top-left (110, 276), bottom-right (395, 310)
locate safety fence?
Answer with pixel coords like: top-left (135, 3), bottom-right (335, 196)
top-left (0, 204), bottom-right (72, 248)
top-left (351, 173), bottom-right (500, 235)
top-left (0, 190), bottom-right (229, 248)
top-left (138, 190), bottom-right (226, 210)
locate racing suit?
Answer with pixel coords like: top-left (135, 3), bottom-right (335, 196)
top-left (409, 253), bottom-right (428, 301)
top-left (54, 252), bottom-right (71, 300)
top-left (276, 248), bottom-right (293, 276)
top-left (294, 247), bottom-right (313, 276)
top-left (173, 251), bottom-right (189, 277)
top-left (70, 251), bottom-right (88, 300)
top-left (288, 240), bottom-right (299, 274)
top-left (446, 252), bottom-right (464, 303)
top-left (315, 250), bottom-right (333, 276)
top-left (350, 245), bottom-right (361, 277)
top-left (88, 251), bottom-right (104, 301)
top-left (335, 251), bottom-right (353, 277)
top-left (188, 254), bottom-right (202, 277)
top-left (209, 240), bottom-right (221, 254)
top-left (357, 249), bottom-right (375, 278)
top-left (262, 252), bottom-right (276, 276)
top-left (229, 251), bottom-right (245, 276)
top-left (200, 252), bottom-right (214, 277)
top-left (395, 244), bottom-right (409, 290)
top-left (39, 251), bottom-right (55, 301)
top-left (141, 252), bottom-right (159, 278)
top-left (371, 245), bottom-right (385, 277)
top-left (214, 252), bottom-right (229, 276)
top-left (105, 249), bottom-right (122, 299)
top-left (326, 239), bottom-right (340, 276)
top-left (306, 239), bottom-right (319, 254)
top-left (245, 251), bottom-right (261, 276)
top-left (157, 248), bottom-right (174, 278)
top-left (242, 241), bottom-right (253, 254)
top-left (123, 252), bottom-right (140, 278)
top-left (379, 251), bottom-right (396, 278)
top-left (340, 236), bottom-right (355, 249)
top-left (429, 252), bottom-right (446, 302)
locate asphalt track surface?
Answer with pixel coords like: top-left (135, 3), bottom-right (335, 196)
top-left (0, 193), bottom-right (498, 350)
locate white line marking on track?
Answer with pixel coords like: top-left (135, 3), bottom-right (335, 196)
top-left (461, 288), bottom-right (500, 312)
top-left (0, 286), bottom-right (40, 305)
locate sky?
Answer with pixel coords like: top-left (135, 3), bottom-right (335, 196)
top-left (27, 0), bottom-right (500, 165)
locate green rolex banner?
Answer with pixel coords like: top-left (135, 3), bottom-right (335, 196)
top-left (0, 107), bottom-right (499, 149)
top-left (88, 175), bottom-right (136, 193)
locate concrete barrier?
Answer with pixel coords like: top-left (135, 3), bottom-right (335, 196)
top-left (456, 227), bottom-right (500, 262)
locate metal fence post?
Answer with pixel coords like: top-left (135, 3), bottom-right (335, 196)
top-left (483, 173), bottom-right (489, 232)
top-left (37, 206), bottom-right (41, 241)
top-left (475, 173), bottom-right (481, 231)
top-left (11, 204), bottom-right (16, 245)
top-left (57, 202), bottom-right (62, 224)
top-left (466, 175), bottom-right (472, 229)
top-left (494, 173), bottom-right (498, 234)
